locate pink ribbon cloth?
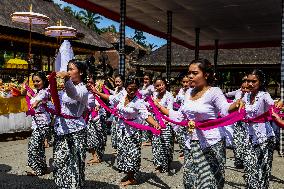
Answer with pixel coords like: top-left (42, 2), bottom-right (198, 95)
top-left (25, 84), bottom-right (36, 116)
top-left (94, 94), bottom-right (161, 135)
top-left (136, 92), bottom-right (166, 129)
top-left (146, 97), bottom-right (167, 129)
top-left (48, 72), bottom-right (61, 115)
top-left (102, 85), bottom-right (110, 95)
top-left (155, 102), bottom-right (284, 130)
top-left (46, 72), bottom-right (81, 119)
top-left (84, 108), bottom-right (99, 124)
top-left (173, 102), bottom-right (181, 109)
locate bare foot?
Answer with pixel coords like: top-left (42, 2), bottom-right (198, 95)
top-left (178, 153), bottom-right (184, 160)
top-left (25, 166), bottom-right (37, 176)
top-left (87, 159), bottom-right (101, 165)
top-left (154, 166), bottom-right (162, 173)
top-left (44, 140), bottom-right (50, 148)
top-left (26, 171), bottom-right (37, 176)
top-left (142, 142), bottom-right (151, 146)
top-left (120, 178), bottom-right (137, 187)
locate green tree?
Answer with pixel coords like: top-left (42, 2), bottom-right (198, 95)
top-left (147, 43), bottom-right (158, 51)
top-left (74, 11), bottom-right (84, 22)
top-left (100, 25), bottom-right (117, 33)
top-left (132, 29), bottom-right (147, 47)
top-left (80, 10), bottom-right (102, 33)
top-left (63, 6), bottom-right (75, 15)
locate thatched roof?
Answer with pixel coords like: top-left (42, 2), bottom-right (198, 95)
top-left (134, 43), bottom-right (280, 66)
top-left (0, 0), bottom-right (112, 50)
top-left (101, 32), bottom-right (148, 52)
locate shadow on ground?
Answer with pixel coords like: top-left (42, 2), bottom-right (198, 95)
top-left (138, 172), bottom-right (171, 189)
top-left (0, 131), bottom-right (31, 142)
top-left (0, 164), bottom-right (119, 189)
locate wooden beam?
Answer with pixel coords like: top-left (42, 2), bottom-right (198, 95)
top-left (0, 33), bottom-right (95, 54)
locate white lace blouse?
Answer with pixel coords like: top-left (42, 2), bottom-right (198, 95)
top-left (54, 79), bottom-right (89, 135)
top-left (139, 84), bottom-right (155, 99)
top-left (30, 88), bottom-right (51, 129)
top-left (169, 87), bottom-right (232, 149)
top-left (153, 91), bottom-right (174, 109)
top-left (87, 93), bottom-right (106, 121)
top-left (109, 94), bottom-right (150, 136)
top-left (175, 88), bottom-right (188, 106)
top-left (243, 91), bottom-right (275, 145)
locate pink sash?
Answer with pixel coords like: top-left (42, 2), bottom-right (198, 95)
top-left (94, 94), bottom-right (161, 135)
top-left (47, 72), bottom-right (81, 119)
top-left (102, 85), bottom-right (110, 95)
top-left (25, 84), bottom-right (36, 116)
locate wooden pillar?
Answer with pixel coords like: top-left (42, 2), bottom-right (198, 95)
top-left (214, 39), bottom-right (219, 72)
top-left (280, 0), bottom-right (284, 156)
top-left (40, 47), bottom-right (43, 71)
top-left (166, 10), bottom-right (172, 83)
top-left (47, 55), bottom-right (51, 72)
top-left (119, 0), bottom-right (126, 78)
top-left (195, 28), bottom-right (200, 60)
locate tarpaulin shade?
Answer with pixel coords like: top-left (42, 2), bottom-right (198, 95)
top-left (63, 0), bottom-right (281, 49)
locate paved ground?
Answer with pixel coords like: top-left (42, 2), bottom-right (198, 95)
top-left (0, 133), bottom-right (283, 189)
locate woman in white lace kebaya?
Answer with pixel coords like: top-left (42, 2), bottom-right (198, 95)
top-left (242, 69), bottom-right (281, 189)
top-left (232, 75), bottom-right (249, 169)
top-left (109, 75), bottom-right (127, 153)
top-left (152, 77), bottom-right (175, 173)
top-left (53, 60), bottom-right (89, 189)
top-left (25, 71), bottom-right (51, 176)
top-left (174, 75), bottom-right (191, 159)
top-left (91, 76), bottom-right (160, 187)
top-left (139, 73), bottom-right (155, 146)
top-left (86, 76), bottom-right (107, 165)
top-left (156, 59), bottom-right (243, 189)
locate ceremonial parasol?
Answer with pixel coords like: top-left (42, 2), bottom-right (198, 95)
top-left (45, 20), bottom-right (77, 39)
top-left (11, 4), bottom-right (49, 78)
top-left (45, 20), bottom-right (77, 72)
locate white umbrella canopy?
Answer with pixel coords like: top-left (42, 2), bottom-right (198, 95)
top-left (11, 5), bottom-right (49, 25)
top-left (45, 25), bottom-right (77, 38)
top-left (11, 12), bottom-right (49, 25)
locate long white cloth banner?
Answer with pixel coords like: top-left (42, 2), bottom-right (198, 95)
top-left (0, 112), bottom-right (31, 134)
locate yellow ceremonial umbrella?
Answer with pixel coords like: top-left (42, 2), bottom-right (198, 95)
top-left (6, 58), bottom-right (28, 69)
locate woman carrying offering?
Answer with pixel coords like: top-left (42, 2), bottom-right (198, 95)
top-left (91, 75), bottom-right (160, 187)
top-left (53, 60), bottom-right (89, 189)
top-left (25, 71), bottom-right (51, 176)
top-left (156, 59), bottom-right (244, 189)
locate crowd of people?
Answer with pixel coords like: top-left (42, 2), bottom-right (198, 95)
top-left (22, 58), bottom-right (283, 189)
